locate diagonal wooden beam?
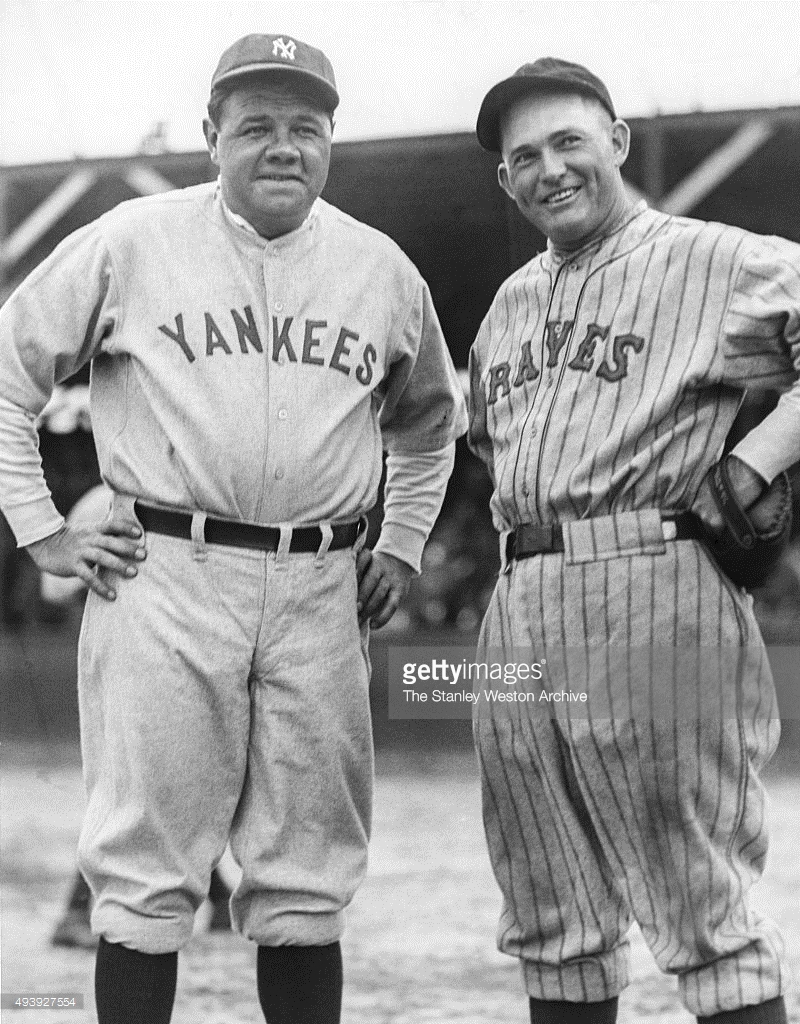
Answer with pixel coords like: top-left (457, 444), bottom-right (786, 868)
top-left (122, 165), bottom-right (175, 196)
top-left (658, 117), bottom-right (775, 217)
top-left (0, 167), bottom-right (98, 268)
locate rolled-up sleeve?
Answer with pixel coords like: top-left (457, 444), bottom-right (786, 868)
top-left (721, 236), bottom-right (800, 482)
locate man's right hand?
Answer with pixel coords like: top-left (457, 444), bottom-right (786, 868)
top-left (25, 520), bottom-right (146, 601)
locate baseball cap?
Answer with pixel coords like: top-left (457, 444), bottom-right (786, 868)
top-left (476, 57), bottom-right (616, 152)
top-left (210, 34), bottom-right (339, 112)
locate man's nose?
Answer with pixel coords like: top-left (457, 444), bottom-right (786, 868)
top-left (539, 148), bottom-right (566, 181)
top-left (264, 129), bottom-right (300, 160)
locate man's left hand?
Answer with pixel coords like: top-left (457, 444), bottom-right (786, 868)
top-left (693, 455), bottom-right (767, 534)
top-left (356, 549), bottom-right (414, 628)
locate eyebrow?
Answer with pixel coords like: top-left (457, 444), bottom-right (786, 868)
top-left (508, 126), bottom-right (584, 160)
top-left (236, 111), bottom-right (326, 129)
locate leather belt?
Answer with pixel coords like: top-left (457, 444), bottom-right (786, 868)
top-left (135, 502), bottom-right (364, 554)
top-left (506, 514), bottom-right (705, 563)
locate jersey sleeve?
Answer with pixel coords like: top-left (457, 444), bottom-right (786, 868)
top-left (372, 277), bottom-right (466, 569)
top-left (0, 222), bottom-right (120, 544)
top-left (377, 278), bottom-right (467, 454)
top-left (373, 442), bottom-right (456, 573)
top-left (720, 236), bottom-right (800, 482)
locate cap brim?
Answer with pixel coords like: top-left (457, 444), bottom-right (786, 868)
top-left (476, 75), bottom-right (608, 152)
top-left (212, 64), bottom-right (339, 112)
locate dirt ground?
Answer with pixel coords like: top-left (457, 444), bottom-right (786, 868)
top-left (1, 741), bottom-right (798, 1024)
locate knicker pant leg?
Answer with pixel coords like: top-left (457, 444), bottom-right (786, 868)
top-left (77, 534), bottom-right (259, 953)
top-left (559, 543), bottom-right (786, 1017)
top-left (474, 564), bottom-right (633, 1003)
top-left (230, 548), bottom-right (373, 946)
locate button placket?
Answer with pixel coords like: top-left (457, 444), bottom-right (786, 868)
top-left (263, 244), bottom-right (291, 507)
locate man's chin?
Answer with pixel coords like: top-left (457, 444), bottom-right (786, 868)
top-left (541, 211), bottom-right (595, 250)
top-left (251, 192), bottom-right (311, 219)
top-left (250, 204), bottom-right (315, 239)
top-left (519, 202), bottom-right (583, 244)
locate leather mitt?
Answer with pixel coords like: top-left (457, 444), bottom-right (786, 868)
top-left (700, 455), bottom-right (792, 589)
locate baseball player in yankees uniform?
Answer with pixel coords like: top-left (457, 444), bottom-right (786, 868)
top-left (0, 34), bottom-right (466, 1024)
top-left (468, 59), bottom-right (799, 1024)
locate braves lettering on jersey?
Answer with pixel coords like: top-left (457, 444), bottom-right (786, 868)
top-left (468, 202), bottom-right (800, 1017)
top-left (469, 201), bottom-right (800, 534)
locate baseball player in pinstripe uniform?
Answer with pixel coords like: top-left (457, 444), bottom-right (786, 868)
top-left (468, 59), bottom-right (799, 1024)
top-left (0, 34), bottom-right (466, 1024)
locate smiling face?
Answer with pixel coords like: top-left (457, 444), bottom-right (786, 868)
top-left (204, 80), bottom-right (333, 239)
top-left (497, 91), bottom-right (631, 252)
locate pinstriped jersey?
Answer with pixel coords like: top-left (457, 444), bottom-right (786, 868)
top-left (468, 201), bottom-right (800, 533)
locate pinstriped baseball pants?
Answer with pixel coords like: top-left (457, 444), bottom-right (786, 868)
top-left (473, 518), bottom-right (787, 1017)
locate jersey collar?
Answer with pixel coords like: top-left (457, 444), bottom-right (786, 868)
top-left (215, 180), bottom-right (320, 253)
top-left (543, 199), bottom-right (651, 269)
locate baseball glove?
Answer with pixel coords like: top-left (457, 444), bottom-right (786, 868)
top-left (699, 456), bottom-right (793, 589)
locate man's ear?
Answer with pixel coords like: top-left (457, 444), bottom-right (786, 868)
top-left (610, 118), bottom-right (631, 168)
top-left (497, 162), bottom-right (515, 201)
top-left (203, 118), bottom-right (220, 166)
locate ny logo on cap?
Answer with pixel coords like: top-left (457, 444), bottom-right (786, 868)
top-left (272, 37), bottom-right (297, 60)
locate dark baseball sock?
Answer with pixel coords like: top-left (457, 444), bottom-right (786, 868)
top-left (94, 936), bottom-right (178, 1024)
top-left (698, 996), bottom-right (788, 1024)
top-left (529, 996), bottom-right (618, 1024)
top-left (257, 942), bottom-right (342, 1024)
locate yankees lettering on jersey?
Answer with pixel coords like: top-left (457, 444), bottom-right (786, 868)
top-left (468, 202), bottom-right (800, 531)
top-left (159, 307), bottom-right (376, 385)
top-left (0, 183), bottom-right (466, 541)
top-left (486, 320), bottom-right (645, 403)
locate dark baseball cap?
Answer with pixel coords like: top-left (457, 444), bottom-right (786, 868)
top-left (476, 57), bottom-right (616, 152)
top-left (210, 34), bottom-right (339, 112)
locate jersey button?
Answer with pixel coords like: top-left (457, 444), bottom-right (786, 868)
top-left (274, 467), bottom-right (284, 480)
top-left (278, 408), bottom-right (288, 420)
top-left (274, 301), bottom-right (284, 312)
